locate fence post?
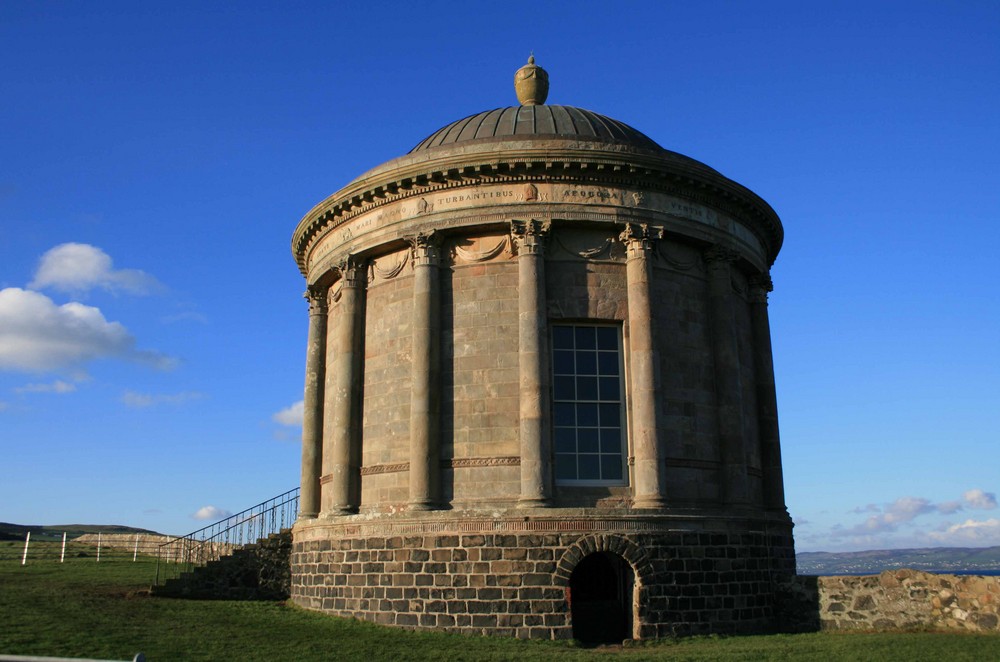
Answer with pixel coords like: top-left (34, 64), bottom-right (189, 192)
top-left (21, 532), bottom-right (30, 565)
top-left (61, 532), bottom-right (67, 563)
top-left (97, 532), bottom-right (102, 562)
top-left (133, 533), bottom-right (140, 562)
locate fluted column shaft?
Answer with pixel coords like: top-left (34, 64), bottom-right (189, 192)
top-left (705, 246), bottom-right (750, 505)
top-left (749, 274), bottom-right (786, 511)
top-left (408, 234), bottom-right (441, 510)
top-left (321, 261), bottom-right (365, 516)
top-left (513, 220), bottom-right (551, 507)
top-left (299, 286), bottom-right (328, 519)
top-left (622, 223), bottom-right (665, 508)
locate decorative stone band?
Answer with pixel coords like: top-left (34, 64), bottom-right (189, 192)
top-left (358, 456), bottom-right (523, 477)
top-left (663, 457), bottom-right (720, 471)
top-left (348, 457), bottom-right (743, 480)
top-left (295, 514), bottom-right (789, 538)
top-left (358, 463), bottom-right (410, 477)
top-left (292, 154), bottom-right (784, 274)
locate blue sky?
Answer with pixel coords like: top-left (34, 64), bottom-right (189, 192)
top-left (1, 1), bottom-right (997, 552)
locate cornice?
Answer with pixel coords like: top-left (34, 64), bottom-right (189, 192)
top-left (291, 144), bottom-right (783, 275)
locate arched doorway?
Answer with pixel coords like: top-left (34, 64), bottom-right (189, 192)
top-left (568, 552), bottom-right (634, 643)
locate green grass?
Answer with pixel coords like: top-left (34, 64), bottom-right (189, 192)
top-left (2, 542), bottom-right (998, 661)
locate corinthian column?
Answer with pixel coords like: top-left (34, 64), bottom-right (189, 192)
top-left (749, 273), bottom-right (786, 512)
top-left (621, 223), bottom-right (665, 508)
top-left (299, 285), bottom-right (328, 519)
top-left (408, 232), bottom-right (441, 510)
top-left (321, 259), bottom-right (365, 516)
top-left (512, 219), bottom-right (551, 507)
top-left (704, 246), bottom-right (749, 506)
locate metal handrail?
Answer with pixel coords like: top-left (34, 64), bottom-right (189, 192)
top-left (154, 487), bottom-right (299, 585)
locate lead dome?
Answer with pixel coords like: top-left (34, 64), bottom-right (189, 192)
top-left (290, 59), bottom-right (794, 642)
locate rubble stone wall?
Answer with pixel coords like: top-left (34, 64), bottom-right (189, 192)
top-left (779, 570), bottom-right (1000, 633)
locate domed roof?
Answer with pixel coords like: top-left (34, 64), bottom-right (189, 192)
top-left (409, 104), bottom-right (664, 153)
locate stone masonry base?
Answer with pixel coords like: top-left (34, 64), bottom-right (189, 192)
top-left (291, 514), bottom-right (795, 640)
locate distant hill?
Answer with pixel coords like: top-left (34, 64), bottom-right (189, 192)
top-left (0, 522), bottom-right (163, 542)
top-left (797, 546), bottom-right (1000, 575)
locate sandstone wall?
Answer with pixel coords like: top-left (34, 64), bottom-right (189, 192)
top-left (780, 570), bottom-right (1000, 633)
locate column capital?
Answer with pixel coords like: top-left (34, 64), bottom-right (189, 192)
top-left (748, 272), bottom-right (774, 304)
top-left (304, 285), bottom-right (329, 316)
top-left (510, 219), bottom-right (550, 256)
top-left (336, 256), bottom-right (367, 288)
top-left (619, 222), bottom-right (663, 256)
top-left (406, 231), bottom-right (441, 266)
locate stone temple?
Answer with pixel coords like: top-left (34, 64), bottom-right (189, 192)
top-left (290, 58), bottom-right (794, 641)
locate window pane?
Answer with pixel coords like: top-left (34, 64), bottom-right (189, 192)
top-left (555, 455), bottom-right (576, 480)
top-left (554, 375), bottom-right (575, 400)
top-left (601, 454), bottom-right (623, 481)
top-left (600, 428), bottom-right (622, 453)
top-left (578, 428), bottom-right (599, 453)
top-left (574, 326), bottom-right (596, 350)
top-left (555, 428), bottom-right (576, 453)
top-left (598, 351), bottom-right (619, 376)
top-left (554, 403), bottom-right (575, 427)
top-left (578, 454), bottom-right (600, 480)
top-left (576, 376), bottom-right (597, 401)
top-left (599, 376), bottom-right (619, 400)
top-left (553, 350), bottom-right (574, 375)
top-left (577, 403), bottom-right (598, 427)
top-left (596, 326), bottom-right (617, 350)
top-left (552, 326), bottom-right (574, 349)
top-left (576, 351), bottom-right (597, 375)
top-left (599, 403), bottom-right (621, 427)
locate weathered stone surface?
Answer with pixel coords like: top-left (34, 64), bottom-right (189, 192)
top-left (154, 530), bottom-right (291, 601)
top-left (289, 60), bottom-right (793, 640)
top-left (292, 516), bottom-right (795, 639)
top-left (778, 570), bottom-right (1000, 633)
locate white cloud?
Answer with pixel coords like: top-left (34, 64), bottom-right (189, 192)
top-left (29, 243), bottom-right (161, 295)
top-left (0, 288), bottom-right (175, 373)
top-left (937, 500), bottom-right (963, 515)
top-left (121, 390), bottom-right (205, 408)
top-left (272, 400), bottom-right (304, 427)
top-left (14, 380), bottom-right (77, 394)
top-left (883, 496), bottom-right (935, 524)
top-left (963, 489), bottom-right (998, 510)
top-left (192, 505), bottom-right (232, 521)
top-left (834, 496), bottom-right (937, 538)
top-left (850, 504), bottom-right (880, 514)
top-left (928, 518), bottom-right (1000, 546)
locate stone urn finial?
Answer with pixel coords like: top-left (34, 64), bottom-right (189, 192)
top-left (514, 55), bottom-right (549, 106)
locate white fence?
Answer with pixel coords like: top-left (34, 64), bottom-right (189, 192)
top-left (1, 532), bottom-right (185, 565)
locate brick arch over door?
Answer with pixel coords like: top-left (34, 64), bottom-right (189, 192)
top-left (554, 534), bottom-right (654, 588)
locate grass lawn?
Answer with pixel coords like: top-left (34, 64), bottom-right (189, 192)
top-left (2, 542), bottom-right (999, 661)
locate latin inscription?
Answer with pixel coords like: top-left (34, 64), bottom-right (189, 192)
top-left (438, 190), bottom-right (515, 205)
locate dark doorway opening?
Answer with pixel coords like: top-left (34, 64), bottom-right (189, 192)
top-left (569, 552), bottom-right (633, 643)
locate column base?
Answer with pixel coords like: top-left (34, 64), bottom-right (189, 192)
top-left (322, 506), bottom-right (358, 518)
top-left (407, 501), bottom-right (437, 512)
top-left (517, 497), bottom-right (551, 509)
top-left (632, 496), bottom-right (667, 509)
